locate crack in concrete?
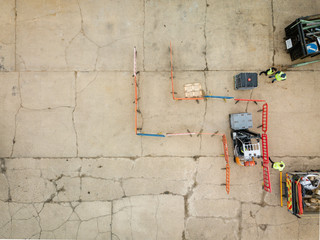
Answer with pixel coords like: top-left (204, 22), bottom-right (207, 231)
top-left (10, 73), bottom-right (22, 158)
top-left (200, 71), bottom-right (208, 153)
top-left (14, 0), bottom-right (17, 71)
top-left (62, 0), bottom-right (100, 71)
top-left (183, 156), bottom-right (199, 236)
top-left (110, 200), bottom-right (113, 240)
top-left (203, 0), bottom-right (208, 71)
top-left (15, 53), bottom-right (26, 71)
top-left (271, 0), bottom-right (275, 66)
top-left (31, 203), bottom-right (43, 239)
top-left (155, 195), bottom-right (159, 240)
top-left (237, 202), bottom-right (243, 240)
top-left (119, 179), bottom-right (126, 198)
top-left (0, 159), bottom-right (11, 203)
top-left (64, 31), bottom-right (81, 69)
top-left (245, 89), bottom-right (254, 113)
top-left (135, 72), bottom-right (144, 156)
top-left (142, 0), bottom-right (146, 71)
top-left (20, 106), bottom-right (74, 111)
top-left (73, 71), bottom-right (79, 157)
top-left (77, 71), bottom-right (99, 95)
top-left (3, 154), bottom-right (315, 161)
top-left (76, 0), bottom-right (100, 48)
top-left (129, 198), bottom-right (134, 240)
top-left (112, 233), bottom-right (121, 240)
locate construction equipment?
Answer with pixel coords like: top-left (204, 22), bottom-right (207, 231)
top-left (282, 171), bottom-right (320, 218)
top-left (285, 14), bottom-right (320, 60)
top-left (230, 113), bottom-right (261, 167)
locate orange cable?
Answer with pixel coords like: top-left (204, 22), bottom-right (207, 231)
top-left (134, 75), bottom-right (138, 135)
top-left (234, 98), bottom-right (265, 102)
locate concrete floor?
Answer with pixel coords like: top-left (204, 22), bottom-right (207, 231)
top-left (0, 0), bottom-right (319, 239)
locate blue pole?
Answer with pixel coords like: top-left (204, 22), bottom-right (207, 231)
top-left (204, 95), bottom-right (234, 99)
top-left (137, 133), bottom-right (166, 137)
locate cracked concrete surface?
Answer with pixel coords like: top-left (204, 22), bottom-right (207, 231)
top-left (0, 0), bottom-right (319, 239)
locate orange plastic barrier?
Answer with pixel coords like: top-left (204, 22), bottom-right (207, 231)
top-left (222, 134), bottom-right (230, 194)
top-left (134, 47), bottom-right (138, 134)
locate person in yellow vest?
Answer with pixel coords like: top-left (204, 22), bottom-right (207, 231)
top-left (259, 67), bottom-right (277, 76)
top-left (272, 71), bottom-right (287, 83)
top-left (269, 157), bottom-right (285, 171)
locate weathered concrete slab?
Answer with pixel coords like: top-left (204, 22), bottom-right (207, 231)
top-left (144, 0), bottom-right (206, 71)
top-left (0, 0), bottom-right (319, 239)
top-left (139, 71), bottom-right (204, 156)
top-left (186, 217), bottom-right (239, 240)
top-left (66, 33), bottom-right (98, 71)
top-left (13, 108), bottom-right (77, 157)
top-left (191, 182), bottom-right (263, 204)
top-left (189, 198), bottom-right (241, 218)
top-left (75, 72), bottom-right (141, 157)
top-left (206, 0), bottom-right (273, 71)
top-left (240, 203), bottom-right (307, 240)
top-left (16, 0), bottom-right (81, 71)
top-left (112, 195), bottom-right (184, 240)
top-left (0, 201), bottom-right (112, 239)
top-left (79, 0), bottom-right (144, 71)
top-left (0, 73), bottom-right (20, 157)
top-left (2, 157), bottom-right (196, 202)
top-left (298, 218), bottom-right (320, 240)
top-left (0, 174), bottom-right (9, 201)
top-left (80, 178), bottom-right (124, 201)
top-left (81, 157), bottom-right (196, 196)
top-left (268, 111), bottom-right (320, 156)
top-left (123, 157), bottom-right (196, 196)
top-left (20, 72), bottom-right (75, 109)
top-left (6, 168), bottom-right (56, 202)
top-left (16, 0), bottom-right (143, 71)
top-left (0, 0), bottom-right (15, 71)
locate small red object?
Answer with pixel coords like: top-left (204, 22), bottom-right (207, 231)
top-left (244, 160), bottom-right (256, 166)
top-left (248, 78), bottom-right (251, 81)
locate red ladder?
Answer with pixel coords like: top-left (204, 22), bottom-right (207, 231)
top-left (262, 103), bottom-right (268, 133)
top-left (262, 133), bottom-right (271, 192)
top-left (222, 134), bottom-right (230, 194)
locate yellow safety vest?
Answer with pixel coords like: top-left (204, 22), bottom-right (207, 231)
top-left (267, 68), bottom-right (275, 75)
top-left (275, 72), bottom-right (286, 81)
top-left (273, 161), bottom-right (285, 171)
